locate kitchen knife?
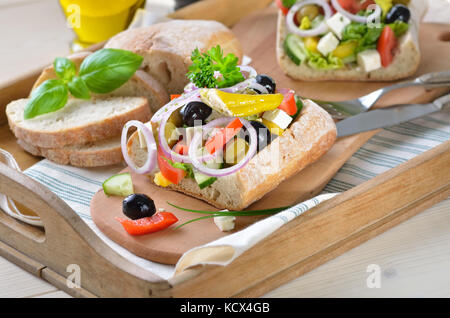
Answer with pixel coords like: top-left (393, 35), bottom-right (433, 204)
top-left (337, 94), bottom-right (450, 138)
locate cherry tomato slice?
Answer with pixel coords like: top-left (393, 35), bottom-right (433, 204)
top-left (174, 141), bottom-right (189, 156)
top-left (276, 0), bottom-right (290, 16)
top-left (377, 25), bottom-right (397, 68)
top-left (278, 91), bottom-right (297, 116)
top-left (157, 148), bottom-right (186, 185)
top-left (205, 118), bottom-right (244, 154)
top-left (337, 0), bottom-right (375, 14)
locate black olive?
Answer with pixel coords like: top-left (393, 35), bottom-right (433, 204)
top-left (180, 101), bottom-right (213, 127)
top-left (256, 74), bottom-right (276, 94)
top-left (385, 4), bottom-right (410, 24)
top-left (241, 121), bottom-right (273, 152)
top-left (123, 194), bottom-right (156, 220)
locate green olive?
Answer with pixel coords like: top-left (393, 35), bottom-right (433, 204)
top-left (224, 137), bottom-right (249, 166)
top-left (296, 4), bottom-right (320, 23)
top-left (164, 122), bottom-right (179, 148)
top-left (167, 109), bottom-right (183, 127)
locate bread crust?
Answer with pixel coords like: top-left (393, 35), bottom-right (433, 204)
top-left (31, 52), bottom-right (169, 114)
top-left (276, 0), bottom-right (426, 82)
top-left (105, 20), bottom-right (243, 94)
top-left (17, 138), bottom-right (123, 168)
top-left (129, 100), bottom-right (337, 210)
top-left (7, 97), bottom-right (151, 149)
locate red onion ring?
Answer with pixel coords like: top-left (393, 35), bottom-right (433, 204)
top-left (151, 90), bottom-right (201, 124)
top-left (188, 117), bottom-right (258, 177)
top-left (239, 65), bottom-right (257, 79)
top-left (121, 120), bottom-right (157, 175)
top-left (331, 0), bottom-right (381, 24)
top-left (286, 0), bottom-right (332, 37)
top-left (158, 103), bottom-right (218, 164)
top-left (248, 82), bottom-right (269, 94)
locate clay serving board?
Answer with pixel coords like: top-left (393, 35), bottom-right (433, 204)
top-left (90, 7), bottom-right (450, 265)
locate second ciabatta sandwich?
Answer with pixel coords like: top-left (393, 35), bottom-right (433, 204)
top-left (276, 0), bottom-right (427, 81)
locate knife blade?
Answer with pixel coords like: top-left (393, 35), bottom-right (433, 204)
top-left (337, 94), bottom-right (450, 138)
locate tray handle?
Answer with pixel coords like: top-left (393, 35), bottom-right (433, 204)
top-left (0, 162), bottom-right (171, 297)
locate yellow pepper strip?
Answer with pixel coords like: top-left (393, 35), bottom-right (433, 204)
top-left (212, 89), bottom-right (285, 117)
top-left (299, 16), bottom-right (311, 30)
top-left (153, 172), bottom-right (172, 187)
top-left (304, 36), bottom-right (319, 54)
top-left (262, 119), bottom-right (285, 136)
top-left (332, 40), bottom-right (358, 59)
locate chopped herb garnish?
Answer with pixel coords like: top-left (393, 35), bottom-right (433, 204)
top-left (187, 45), bottom-right (245, 89)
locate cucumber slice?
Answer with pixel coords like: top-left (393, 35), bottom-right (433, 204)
top-left (194, 173), bottom-right (217, 190)
top-left (284, 34), bottom-right (308, 66)
top-left (292, 95), bottom-right (304, 120)
top-left (194, 159), bottom-right (222, 190)
top-left (103, 173), bottom-right (134, 197)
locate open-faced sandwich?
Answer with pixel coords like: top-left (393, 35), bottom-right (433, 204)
top-left (276, 0), bottom-right (427, 81)
top-left (122, 46), bottom-right (337, 211)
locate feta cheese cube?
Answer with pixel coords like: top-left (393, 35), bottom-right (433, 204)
top-left (357, 49), bottom-right (382, 73)
top-left (262, 109), bottom-right (293, 130)
top-left (326, 13), bottom-right (351, 39)
top-left (317, 32), bottom-right (339, 56)
top-left (214, 215), bottom-right (236, 232)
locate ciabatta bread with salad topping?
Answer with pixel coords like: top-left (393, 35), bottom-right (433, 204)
top-left (127, 98), bottom-right (336, 210)
top-left (121, 45), bottom-right (336, 210)
top-left (104, 19), bottom-right (243, 94)
top-left (276, 0), bottom-right (427, 81)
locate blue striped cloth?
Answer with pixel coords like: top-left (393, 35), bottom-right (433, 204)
top-left (23, 106), bottom-right (450, 278)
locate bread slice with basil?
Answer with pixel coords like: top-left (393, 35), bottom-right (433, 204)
top-left (32, 51), bottom-right (169, 114)
top-left (6, 96), bottom-right (151, 149)
top-left (127, 99), bottom-right (337, 211)
top-left (104, 19), bottom-right (243, 95)
top-left (276, 0), bottom-right (427, 81)
top-left (17, 136), bottom-right (123, 168)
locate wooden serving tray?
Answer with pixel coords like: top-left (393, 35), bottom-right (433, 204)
top-left (91, 7), bottom-right (450, 265)
top-left (0, 2), bottom-right (449, 297)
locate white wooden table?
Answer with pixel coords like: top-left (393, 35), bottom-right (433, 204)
top-left (0, 0), bottom-right (449, 298)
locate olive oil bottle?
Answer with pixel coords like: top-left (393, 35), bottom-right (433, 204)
top-left (59, 0), bottom-right (146, 50)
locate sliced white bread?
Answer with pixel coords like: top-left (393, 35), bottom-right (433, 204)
top-left (32, 51), bottom-right (170, 114)
top-left (17, 136), bottom-right (123, 168)
top-left (6, 96), bottom-right (150, 149)
top-left (127, 99), bottom-right (337, 210)
top-left (105, 19), bottom-right (243, 94)
top-left (276, 0), bottom-right (427, 81)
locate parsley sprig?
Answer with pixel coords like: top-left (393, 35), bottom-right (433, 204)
top-left (187, 45), bottom-right (245, 89)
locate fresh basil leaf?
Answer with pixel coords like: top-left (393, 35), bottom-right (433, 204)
top-left (54, 57), bottom-right (76, 82)
top-left (24, 79), bottom-right (68, 119)
top-left (79, 48), bottom-right (143, 94)
top-left (68, 76), bottom-right (91, 100)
